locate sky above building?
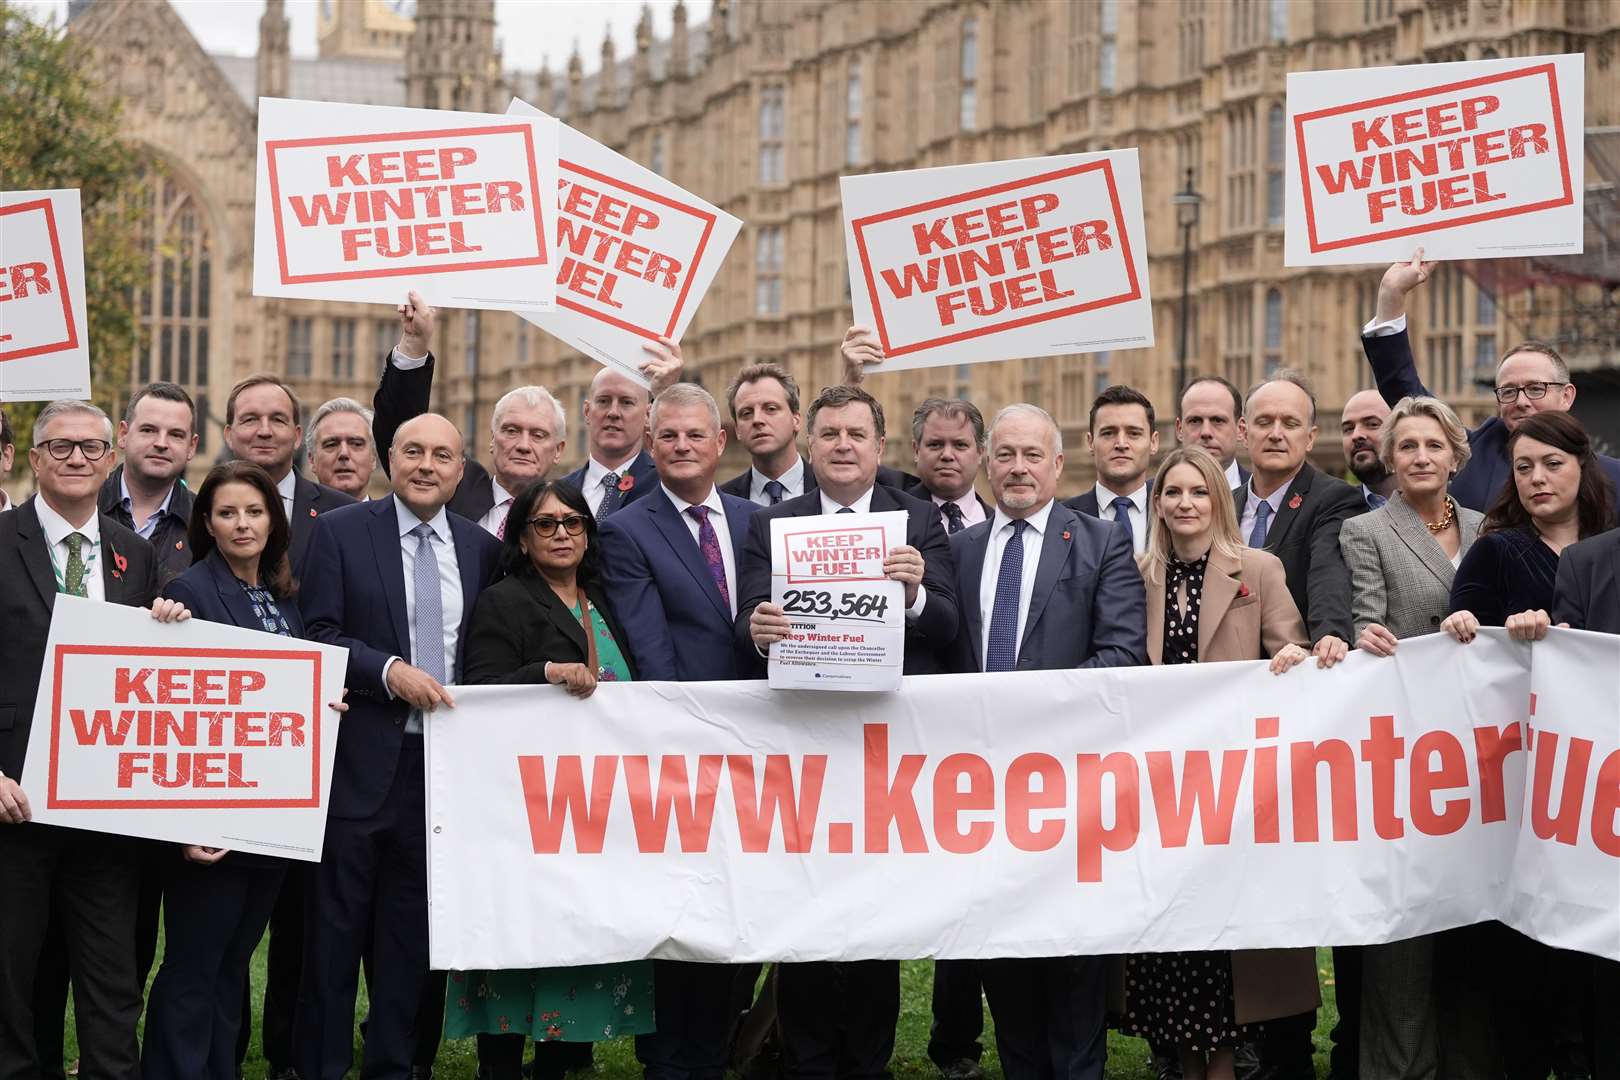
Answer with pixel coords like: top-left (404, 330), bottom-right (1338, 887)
top-left (22, 0), bottom-right (712, 72)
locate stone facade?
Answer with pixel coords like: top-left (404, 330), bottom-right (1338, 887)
top-left (64, 0), bottom-right (1620, 491)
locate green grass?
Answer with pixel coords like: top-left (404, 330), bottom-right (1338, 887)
top-left (71, 946), bottom-right (1342, 1078)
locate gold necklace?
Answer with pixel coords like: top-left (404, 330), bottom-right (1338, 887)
top-left (1423, 498), bottom-right (1455, 534)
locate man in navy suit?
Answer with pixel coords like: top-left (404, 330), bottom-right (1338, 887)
top-left (597, 383), bottom-right (758, 1079)
top-left (1360, 250), bottom-right (1620, 511)
top-left (950, 403), bottom-right (1146, 1080)
top-left (294, 413), bottom-right (503, 1080)
top-left (1175, 376), bottom-right (1249, 492)
top-left (561, 364), bottom-right (664, 519)
top-left (1065, 386), bottom-right (1158, 557)
top-left (737, 383), bottom-right (959, 1079)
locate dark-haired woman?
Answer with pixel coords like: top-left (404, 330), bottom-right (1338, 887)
top-left (443, 479), bottom-right (654, 1080)
top-left (142, 461), bottom-right (342, 1079)
top-left (1441, 410), bottom-right (1614, 1080)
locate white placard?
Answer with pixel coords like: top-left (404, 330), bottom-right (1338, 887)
top-left (0, 189), bottom-right (91, 402)
top-left (767, 511), bottom-right (906, 692)
top-left (840, 152), bottom-right (1153, 374)
top-left (20, 596), bottom-right (348, 861)
top-left (1285, 53), bottom-right (1584, 265)
top-left (253, 98), bottom-right (558, 310)
top-left (505, 98), bottom-right (743, 388)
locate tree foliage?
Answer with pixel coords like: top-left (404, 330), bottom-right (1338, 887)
top-left (1, 0), bottom-right (149, 456)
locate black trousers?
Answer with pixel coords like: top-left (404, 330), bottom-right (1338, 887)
top-left (295, 738), bottom-right (431, 1080)
top-left (927, 959), bottom-right (986, 1068)
top-left (777, 960), bottom-right (899, 1080)
top-left (1595, 956), bottom-right (1620, 1080)
top-left (477, 1035), bottom-right (592, 1080)
top-left (1257, 1008), bottom-right (1316, 1080)
top-left (249, 862), bottom-right (308, 1070)
top-left (980, 956), bottom-right (1107, 1080)
top-left (634, 960), bottom-right (745, 1080)
top-left (1328, 945), bottom-right (1362, 1080)
top-left (0, 824), bottom-right (141, 1080)
top-left (142, 856), bottom-right (286, 1079)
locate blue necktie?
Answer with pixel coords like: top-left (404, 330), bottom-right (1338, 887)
top-left (985, 520), bottom-right (1028, 672)
top-left (1366, 489), bottom-right (1387, 510)
top-left (942, 501), bottom-right (966, 535)
top-left (597, 471), bottom-right (625, 518)
top-left (1249, 499), bottom-right (1273, 548)
top-left (836, 506), bottom-right (854, 514)
top-left (764, 479), bottom-right (786, 505)
top-left (408, 522), bottom-right (446, 734)
top-left (1110, 496), bottom-right (1134, 548)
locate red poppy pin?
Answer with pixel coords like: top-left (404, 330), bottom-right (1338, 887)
top-left (309, 507), bottom-right (318, 518)
top-left (1288, 494), bottom-right (1303, 510)
top-left (1237, 582), bottom-right (1250, 598)
top-left (110, 546), bottom-right (128, 580)
top-left (175, 540), bottom-right (183, 550)
top-left (1062, 530), bottom-right (1071, 541)
top-left (617, 473), bottom-right (636, 493)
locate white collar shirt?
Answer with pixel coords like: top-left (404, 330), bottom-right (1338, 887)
top-left (1239, 470), bottom-right (1298, 546)
top-left (1093, 481), bottom-right (1149, 555)
top-left (276, 469), bottom-right (297, 522)
top-left (933, 489), bottom-right (987, 533)
top-left (749, 455), bottom-right (806, 506)
top-left (35, 495), bottom-right (105, 602)
top-left (477, 476), bottom-right (515, 537)
top-left (977, 499), bottom-right (1054, 669)
top-left (1224, 458), bottom-right (1244, 492)
top-left (816, 486), bottom-right (927, 617)
top-left (662, 484), bottom-right (737, 617)
top-left (391, 495), bottom-right (463, 733)
top-left (583, 455), bottom-right (638, 516)
top-left (119, 472), bottom-right (176, 540)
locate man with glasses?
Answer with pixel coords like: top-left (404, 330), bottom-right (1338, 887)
top-left (1360, 249), bottom-right (1620, 510)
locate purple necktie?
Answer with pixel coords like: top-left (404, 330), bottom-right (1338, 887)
top-left (687, 506), bottom-right (731, 611)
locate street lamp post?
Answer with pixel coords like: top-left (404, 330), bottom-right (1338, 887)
top-left (1172, 167), bottom-right (1204, 400)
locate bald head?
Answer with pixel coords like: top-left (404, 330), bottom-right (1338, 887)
top-left (1340, 389), bottom-right (1391, 486)
top-left (583, 367), bottom-right (652, 466)
top-left (389, 412), bottom-right (466, 520)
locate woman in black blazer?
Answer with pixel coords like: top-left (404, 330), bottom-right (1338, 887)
top-left (141, 462), bottom-right (313, 1080)
top-left (449, 479), bottom-right (651, 1080)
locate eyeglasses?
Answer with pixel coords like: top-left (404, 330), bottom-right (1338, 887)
top-left (1495, 381), bottom-right (1567, 404)
top-left (39, 438), bottom-right (112, 461)
top-left (528, 514), bottom-right (587, 537)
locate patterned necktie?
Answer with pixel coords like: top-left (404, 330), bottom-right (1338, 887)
top-left (598, 472), bottom-right (624, 518)
top-left (985, 520), bottom-right (1028, 672)
top-left (763, 479), bottom-right (786, 506)
top-left (1249, 499), bottom-right (1273, 548)
top-left (941, 501), bottom-right (965, 535)
top-left (408, 522), bottom-right (446, 734)
top-left (494, 498), bottom-right (513, 539)
top-left (687, 506), bottom-right (731, 612)
top-left (62, 533), bottom-right (89, 598)
top-left (1367, 490), bottom-right (1388, 510)
top-left (1110, 496), bottom-right (1134, 549)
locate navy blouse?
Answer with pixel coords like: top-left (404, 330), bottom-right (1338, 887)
top-left (1448, 526), bottom-right (1560, 625)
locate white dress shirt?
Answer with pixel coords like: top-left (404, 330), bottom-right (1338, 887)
top-left (661, 484), bottom-right (738, 616)
top-left (477, 477), bottom-right (515, 537)
top-left (1093, 481), bottom-right (1149, 555)
top-left (933, 490), bottom-right (987, 533)
top-left (0, 488), bottom-right (13, 513)
top-left (1239, 472), bottom-right (1296, 546)
top-left (276, 469), bottom-right (297, 523)
top-left (384, 495), bottom-right (463, 732)
top-left (817, 487), bottom-right (927, 618)
top-left (120, 472), bottom-right (176, 540)
top-left (34, 495), bottom-right (105, 602)
top-left (1224, 458), bottom-right (1244, 492)
top-left (1363, 313), bottom-right (1407, 338)
top-left (748, 455), bottom-right (807, 506)
top-left (978, 499), bottom-right (1054, 668)
top-left (583, 456), bottom-right (640, 516)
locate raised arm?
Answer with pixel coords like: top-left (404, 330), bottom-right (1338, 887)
top-left (1361, 250), bottom-right (1439, 407)
top-left (372, 291), bottom-right (437, 477)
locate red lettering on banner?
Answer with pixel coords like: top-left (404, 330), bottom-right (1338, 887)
top-left (864, 724), bottom-right (927, 853)
top-left (1472, 721), bottom-right (1524, 823)
top-left (1410, 731), bottom-right (1471, 835)
top-left (0, 262), bottom-right (52, 302)
top-left (1361, 715), bottom-right (1407, 840)
top-left (624, 755), bottom-right (723, 853)
top-left (516, 754), bottom-right (618, 854)
top-left (727, 754), bottom-right (825, 853)
top-left (933, 753), bottom-right (995, 854)
top-left (1075, 751), bottom-right (1139, 884)
top-left (1530, 728), bottom-right (1593, 845)
top-left (1290, 738), bottom-right (1359, 842)
top-left (1253, 716), bottom-right (1281, 844)
top-left (115, 752), bottom-right (256, 789)
top-left (1005, 753), bottom-right (1065, 851)
top-left (1593, 750), bottom-right (1620, 858)
top-left (1146, 749), bottom-right (1247, 848)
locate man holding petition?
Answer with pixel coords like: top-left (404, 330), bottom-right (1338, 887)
top-left (294, 412), bottom-right (502, 1079)
top-left (737, 383), bottom-right (959, 1079)
top-left (950, 403), bottom-right (1146, 1080)
top-left (0, 400), bottom-right (188, 1078)
top-left (597, 383), bottom-right (759, 1079)
top-left (1361, 249), bottom-right (1620, 510)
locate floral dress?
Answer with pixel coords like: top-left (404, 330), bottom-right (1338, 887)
top-left (1121, 552), bottom-right (1258, 1051)
top-left (443, 607), bottom-right (652, 1042)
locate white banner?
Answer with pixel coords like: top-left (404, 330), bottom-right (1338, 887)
top-left (840, 152), bottom-right (1153, 374)
top-left (427, 630), bottom-right (1620, 969)
top-left (0, 188), bottom-right (91, 402)
top-left (1285, 53), bottom-right (1584, 265)
top-left (253, 98), bottom-right (558, 310)
top-left (506, 98), bottom-right (742, 388)
top-left (21, 596), bottom-right (349, 861)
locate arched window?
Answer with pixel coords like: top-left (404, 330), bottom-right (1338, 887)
top-left (959, 17), bottom-right (978, 131)
top-left (131, 165), bottom-right (214, 451)
top-left (1266, 104), bottom-right (1285, 225)
top-left (1263, 288), bottom-right (1284, 376)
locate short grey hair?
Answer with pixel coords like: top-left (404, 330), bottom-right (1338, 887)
top-left (33, 400), bottom-right (113, 444)
top-left (1380, 395), bottom-right (1472, 473)
top-left (989, 403), bottom-right (1063, 456)
top-left (650, 383), bottom-right (722, 432)
top-left (305, 397), bottom-right (376, 457)
top-left (491, 385), bottom-right (566, 442)
top-left (1247, 369), bottom-right (1318, 427)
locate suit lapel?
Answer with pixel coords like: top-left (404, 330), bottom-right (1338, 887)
top-left (524, 573), bottom-right (589, 658)
top-left (1386, 494), bottom-right (1460, 588)
top-left (368, 500), bottom-right (412, 658)
top-left (1261, 466), bottom-right (1313, 553)
top-left (1197, 549), bottom-right (1243, 659)
top-left (957, 525), bottom-right (991, 670)
top-left (449, 516), bottom-right (485, 644)
top-left (649, 491), bottom-right (731, 621)
top-left (1019, 508), bottom-right (1073, 656)
top-left (206, 552), bottom-right (261, 627)
top-left (16, 502), bottom-right (58, 610)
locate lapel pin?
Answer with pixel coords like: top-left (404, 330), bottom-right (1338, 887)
top-left (1062, 530), bottom-right (1071, 541)
top-left (175, 540), bottom-right (183, 550)
top-left (1288, 494), bottom-right (1303, 510)
top-left (309, 507), bottom-right (318, 517)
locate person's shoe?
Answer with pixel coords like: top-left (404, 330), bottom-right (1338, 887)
top-left (1233, 1042), bottom-right (1262, 1080)
top-left (1152, 1048), bottom-right (1184, 1080)
top-left (266, 1069), bottom-right (300, 1080)
top-left (408, 1069), bottom-right (434, 1080)
top-left (939, 1060), bottom-right (986, 1080)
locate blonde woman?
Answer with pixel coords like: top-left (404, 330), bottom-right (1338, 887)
top-left (1123, 446), bottom-right (1319, 1080)
top-left (1337, 395), bottom-right (1486, 1080)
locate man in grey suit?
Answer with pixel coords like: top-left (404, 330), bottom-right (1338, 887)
top-left (948, 404), bottom-right (1147, 1080)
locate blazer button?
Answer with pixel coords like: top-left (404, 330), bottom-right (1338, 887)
top-left (1429, 615), bottom-right (1441, 625)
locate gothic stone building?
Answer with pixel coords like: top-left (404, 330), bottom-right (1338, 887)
top-left (66, 0), bottom-right (1620, 491)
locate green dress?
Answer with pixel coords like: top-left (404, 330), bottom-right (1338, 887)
top-left (443, 602), bottom-right (653, 1042)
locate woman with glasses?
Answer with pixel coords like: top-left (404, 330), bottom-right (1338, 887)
top-left (443, 479), bottom-right (654, 1080)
